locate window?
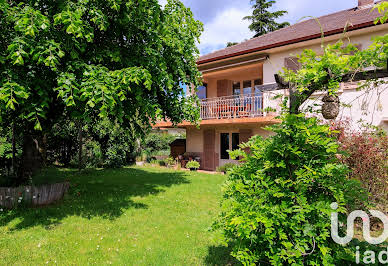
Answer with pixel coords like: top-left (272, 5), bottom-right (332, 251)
top-left (243, 80), bottom-right (252, 95)
top-left (232, 133), bottom-right (239, 151)
top-left (220, 133), bottom-right (230, 160)
top-left (233, 81), bottom-right (241, 96)
top-left (196, 83), bottom-right (207, 99)
top-left (220, 133), bottom-right (240, 160)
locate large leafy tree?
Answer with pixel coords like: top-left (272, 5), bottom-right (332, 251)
top-left (0, 0), bottom-right (203, 179)
top-left (243, 0), bottom-right (290, 38)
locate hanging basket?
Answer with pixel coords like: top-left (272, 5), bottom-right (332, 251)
top-left (321, 95), bottom-right (340, 120)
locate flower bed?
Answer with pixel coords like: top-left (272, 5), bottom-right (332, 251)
top-left (0, 182), bottom-right (70, 209)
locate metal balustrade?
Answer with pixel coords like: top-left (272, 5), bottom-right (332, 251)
top-left (200, 93), bottom-right (266, 120)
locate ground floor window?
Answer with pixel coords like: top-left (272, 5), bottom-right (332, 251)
top-left (220, 132), bottom-right (240, 160)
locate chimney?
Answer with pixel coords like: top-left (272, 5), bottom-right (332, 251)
top-left (358, 0), bottom-right (374, 7)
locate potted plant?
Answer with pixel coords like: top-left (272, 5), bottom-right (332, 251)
top-left (186, 160), bottom-right (200, 171)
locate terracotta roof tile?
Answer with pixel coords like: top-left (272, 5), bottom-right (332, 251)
top-left (198, 2), bottom-right (386, 64)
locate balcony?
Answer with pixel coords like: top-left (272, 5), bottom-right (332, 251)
top-left (200, 93), bottom-right (265, 120)
top-left (153, 92), bottom-right (281, 128)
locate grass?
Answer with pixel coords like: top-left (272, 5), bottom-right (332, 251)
top-left (0, 166), bottom-right (235, 265)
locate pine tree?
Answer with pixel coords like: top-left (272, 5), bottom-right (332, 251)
top-left (244, 0), bottom-right (290, 38)
top-left (226, 42), bottom-right (239, 47)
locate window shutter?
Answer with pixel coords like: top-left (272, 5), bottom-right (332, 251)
top-left (217, 80), bottom-right (229, 97)
top-left (203, 129), bottom-right (216, 170)
top-left (284, 57), bottom-right (301, 72)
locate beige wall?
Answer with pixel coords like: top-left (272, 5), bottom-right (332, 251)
top-left (259, 26), bottom-right (388, 129)
top-left (186, 124), bottom-right (274, 160)
top-left (263, 28), bottom-right (388, 84)
top-left (186, 127), bottom-right (204, 153)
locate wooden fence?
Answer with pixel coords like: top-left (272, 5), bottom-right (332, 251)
top-left (0, 182), bottom-right (70, 209)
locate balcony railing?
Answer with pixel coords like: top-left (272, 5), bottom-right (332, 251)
top-left (200, 93), bottom-right (266, 120)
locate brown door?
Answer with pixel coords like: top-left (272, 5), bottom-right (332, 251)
top-left (217, 80), bottom-right (229, 97)
top-left (203, 129), bottom-right (216, 170)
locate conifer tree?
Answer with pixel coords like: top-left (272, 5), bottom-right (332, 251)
top-left (244, 0), bottom-right (290, 37)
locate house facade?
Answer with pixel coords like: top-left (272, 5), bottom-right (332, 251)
top-left (155, 0), bottom-right (388, 171)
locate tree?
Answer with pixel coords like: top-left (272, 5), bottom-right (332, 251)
top-left (0, 0), bottom-right (203, 182)
top-left (226, 42), bottom-right (238, 47)
top-left (243, 0), bottom-right (290, 38)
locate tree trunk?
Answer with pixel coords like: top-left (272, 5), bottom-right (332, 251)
top-left (19, 134), bottom-right (42, 184)
top-left (11, 122), bottom-right (16, 176)
top-left (41, 134), bottom-right (48, 167)
top-left (78, 122), bottom-right (83, 171)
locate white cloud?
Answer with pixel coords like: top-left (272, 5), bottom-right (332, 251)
top-left (198, 7), bottom-right (252, 55)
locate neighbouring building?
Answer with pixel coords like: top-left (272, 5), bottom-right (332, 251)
top-left (155, 0), bottom-right (388, 171)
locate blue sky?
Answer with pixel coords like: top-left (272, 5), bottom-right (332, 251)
top-left (160, 0), bottom-right (362, 55)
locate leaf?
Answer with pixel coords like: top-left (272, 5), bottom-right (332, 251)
top-left (34, 120), bottom-right (42, 131)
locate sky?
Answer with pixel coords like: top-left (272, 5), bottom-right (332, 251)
top-left (159, 0), bottom-right (361, 55)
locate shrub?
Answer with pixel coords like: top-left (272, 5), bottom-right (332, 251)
top-left (148, 159), bottom-right (166, 167)
top-left (186, 160), bottom-right (200, 170)
top-left (164, 157), bottom-right (176, 167)
top-left (216, 163), bottom-right (236, 174)
top-left (142, 132), bottom-right (176, 155)
top-left (213, 114), bottom-right (364, 265)
top-left (146, 156), bottom-right (157, 163)
top-left (333, 121), bottom-right (388, 204)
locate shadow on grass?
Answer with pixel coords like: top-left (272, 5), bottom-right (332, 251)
top-left (0, 167), bottom-right (190, 231)
top-left (204, 245), bottom-right (239, 266)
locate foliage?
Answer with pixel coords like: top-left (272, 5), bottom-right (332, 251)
top-left (332, 120), bottom-right (388, 204)
top-left (216, 163), bottom-right (236, 174)
top-left (45, 118), bottom-right (139, 169)
top-left (87, 119), bottom-right (139, 168)
top-left (213, 114), bottom-right (365, 265)
top-left (164, 157), bottom-right (176, 167)
top-left (147, 159), bottom-right (166, 166)
top-left (0, 124), bottom-right (22, 180)
top-left (226, 42), bottom-right (238, 47)
top-left (186, 160), bottom-right (200, 169)
top-left (157, 160), bottom-right (167, 167)
top-left (142, 132), bottom-right (176, 156)
top-left (46, 119), bottom-right (79, 166)
top-left (0, 0), bottom-right (203, 130)
top-left (0, 0), bottom-right (203, 180)
top-left (243, 0), bottom-right (290, 38)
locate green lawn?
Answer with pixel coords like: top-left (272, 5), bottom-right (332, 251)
top-left (0, 166), bottom-right (234, 265)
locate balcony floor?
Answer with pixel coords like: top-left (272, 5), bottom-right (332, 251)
top-left (153, 116), bottom-right (280, 128)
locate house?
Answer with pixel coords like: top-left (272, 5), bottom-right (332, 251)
top-left (155, 0), bottom-right (388, 171)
